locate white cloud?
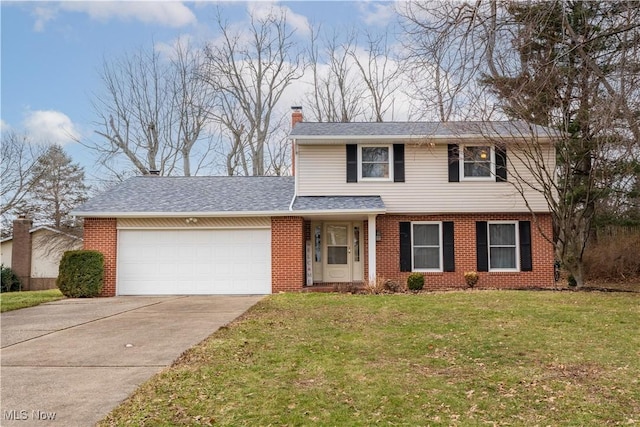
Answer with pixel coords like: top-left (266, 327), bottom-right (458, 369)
top-left (358, 1), bottom-right (396, 27)
top-left (0, 119), bottom-right (11, 134)
top-left (22, 110), bottom-right (80, 146)
top-left (31, 1), bottom-right (197, 31)
top-left (32, 5), bottom-right (58, 32)
top-left (154, 34), bottom-right (194, 62)
top-left (248, 2), bottom-right (311, 37)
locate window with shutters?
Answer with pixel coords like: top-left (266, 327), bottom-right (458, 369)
top-left (359, 145), bottom-right (393, 181)
top-left (412, 222), bottom-right (442, 271)
top-left (460, 145), bottom-right (495, 181)
top-left (488, 221), bottom-right (519, 271)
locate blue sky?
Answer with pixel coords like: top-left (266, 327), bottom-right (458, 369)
top-left (1, 1), bottom-right (398, 178)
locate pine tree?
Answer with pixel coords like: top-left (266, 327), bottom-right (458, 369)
top-left (25, 145), bottom-right (89, 229)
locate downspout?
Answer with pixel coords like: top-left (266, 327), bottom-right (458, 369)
top-left (289, 137), bottom-right (297, 212)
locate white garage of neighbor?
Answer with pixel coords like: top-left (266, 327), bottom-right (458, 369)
top-left (117, 227), bottom-right (271, 295)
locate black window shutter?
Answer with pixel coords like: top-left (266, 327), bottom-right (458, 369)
top-left (393, 144), bottom-right (405, 182)
top-left (495, 145), bottom-right (508, 182)
top-left (399, 222), bottom-right (412, 272)
top-left (442, 221), bottom-right (455, 272)
top-left (476, 221), bottom-right (489, 272)
top-left (346, 144), bottom-right (357, 183)
top-left (519, 221), bottom-right (533, 271)
top-left (448, 144), bottom-right (459, 182)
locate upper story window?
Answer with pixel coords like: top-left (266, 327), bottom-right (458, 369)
top-left (461, 145), bottom-right (495, 181)
top-left (359, 145), bottom-right (393, 181)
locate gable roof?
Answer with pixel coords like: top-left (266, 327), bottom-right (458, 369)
top-left (1, 226), bottom-right (83, 244)
top-left (72, 176), bottom-right (296, 218)
top-left (289, 121), bottom-right (558, 141)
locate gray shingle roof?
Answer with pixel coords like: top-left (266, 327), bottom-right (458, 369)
top-left (72, 176), bottom-right (295, 216)
top-left (290, 121), bottom-right (557, 139)
top-left (292, 196), bottom-right (385, 212)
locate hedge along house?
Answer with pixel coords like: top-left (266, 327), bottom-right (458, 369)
top-left (72, 111), bottom-right (557, 296)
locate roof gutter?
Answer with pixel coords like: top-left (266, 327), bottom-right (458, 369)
top-left (70, 210), bottom-right (298, 219)
top-left (292, 134), bottom-right (556, 143)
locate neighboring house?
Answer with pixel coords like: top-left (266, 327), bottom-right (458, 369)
top-left (72, 110), bottom-right (556, 296)
top-left (0, 216), bottom-right (83, 290)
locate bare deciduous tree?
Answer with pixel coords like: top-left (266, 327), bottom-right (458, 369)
top-left (88, 40), bottom-right (215, 177)
top-left (398, 1), bottom-right (496, 121)
top-left (350, 32), bottom-right (403, 122)
top-left (401, 0), bottom-right (640, 286)
top-left (305, 26), bottom-right (365, 122)
top-left (1, 132), bottom-right (46, 229)
top-left (203, 7), bottom-right (304, 176)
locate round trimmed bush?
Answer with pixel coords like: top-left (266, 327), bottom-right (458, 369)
top-left (1, 265), bottom-right (22, 293)
top-left (57, 250), bottom-right (104, 297)
top-left (407, 273), bottom-right (424, 291)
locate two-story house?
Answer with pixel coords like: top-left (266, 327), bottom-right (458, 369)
top-left (73, 109), bottom-right (556, 296)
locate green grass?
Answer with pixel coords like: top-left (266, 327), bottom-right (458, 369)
top-left (0, 289), bottom-right (64, 312)
top-left (100, 291), bottom-right (640, 426)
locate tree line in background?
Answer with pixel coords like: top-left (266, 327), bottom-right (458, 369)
top-left (2, 1), bottom-right (639, 286)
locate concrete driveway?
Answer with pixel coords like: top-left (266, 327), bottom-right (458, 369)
top-left (0, 295), bottom-right (264, 427)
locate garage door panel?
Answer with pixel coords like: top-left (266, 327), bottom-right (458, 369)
top-left (118, 229), bottom-right (271, 295)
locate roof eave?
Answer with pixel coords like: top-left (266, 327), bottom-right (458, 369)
top-left (71, 210), bottom-right (293, 219)
top-left (73, 208), bottom-right (387, 219)
top-left (292, 134), bottom-right (555, 143)
top-left (290, 208), bottom-right (387, 217)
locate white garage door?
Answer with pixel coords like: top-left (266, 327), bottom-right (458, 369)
top-left (117, 229), bottom-right (271, 295)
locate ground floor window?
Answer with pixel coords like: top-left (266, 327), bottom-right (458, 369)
top-left (412, 222), bottom-right (442, 271)
top-left (488, 222), bottom-right (518, 271)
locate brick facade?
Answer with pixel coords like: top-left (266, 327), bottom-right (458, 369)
top-left (374, 213), bottom-right (555, 290)
top-left (83, 218), bottom-right (118, 297)
top-left (271, 216), bottom-right (305, 292)
top-left (81, 213), bottom-right (553, 296)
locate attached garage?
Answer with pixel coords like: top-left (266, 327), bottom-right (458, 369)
top-left (117, 224), bottom-right (271, 295)
top-left (71, 176), bottom-right (297, 297)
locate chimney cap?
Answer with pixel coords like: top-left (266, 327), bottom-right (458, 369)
top-left (291, 106), bottom-right (302, 111)
top-left (148, 170), bottom-right (160, 176)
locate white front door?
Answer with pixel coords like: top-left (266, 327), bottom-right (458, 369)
top-left (323, 223), bottom-right (351, 282)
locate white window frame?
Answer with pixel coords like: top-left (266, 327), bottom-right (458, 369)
top-left (488, 221), bottom-right (520, 272)
top-left (460, 145), bottom-right (495, 181)
top-left (358, 144), bottom-right (393, 182)
top-left (411, 221), bottom-right (443, 272)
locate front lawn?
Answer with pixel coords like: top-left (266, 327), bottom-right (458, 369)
top-left (100, 291), bottom-right (640, 426)
top-left (0, 289), bottom-right (64, 312)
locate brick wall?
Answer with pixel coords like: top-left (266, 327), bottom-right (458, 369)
top-left (83, 218), bottom-right (117, 297)
top-left (272, 216), bottom-right (305, 292)
top-left (375, 213), bottom-right (555, 291)
top-left (11, 217), bottom-right (33, 290)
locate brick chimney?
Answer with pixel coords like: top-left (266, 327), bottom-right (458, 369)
top-left (291, 106), bottom-right (303, 128)
top-left (11, 215), bottom-right (33, 291)
top-left (291, 106), bottom-right (303, 176)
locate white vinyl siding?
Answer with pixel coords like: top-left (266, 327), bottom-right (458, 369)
top-left (296, 144), bottom-right (552, 213)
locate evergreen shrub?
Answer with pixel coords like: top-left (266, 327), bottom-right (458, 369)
top-left (57, 250), bottom-right (104, 297)
top-left (1, 265), bottom-right (22, 293)
top-left (407, 273), bottom-right (425, 291)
